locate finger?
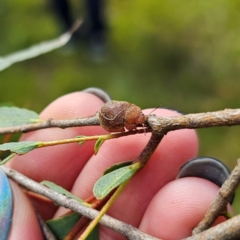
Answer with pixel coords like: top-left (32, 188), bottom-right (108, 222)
top-left (7, 92), bottom-right (106, 218)
top-left (8, 181), bottom-right (44, 240)
top-left (0, 168), bottom-right (12, 239)
top-left (7, 92), bottom-right (106, 189)
top-left (139, 177), bottom-right (228, 239)
top-left (54, 109), bottom-right (198, 239)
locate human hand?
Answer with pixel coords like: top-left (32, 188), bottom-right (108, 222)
top-left (1, 90), bottom-right (229, 239)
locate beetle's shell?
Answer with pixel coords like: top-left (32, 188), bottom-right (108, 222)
top-left (98, 100), bottom-right (146, 132)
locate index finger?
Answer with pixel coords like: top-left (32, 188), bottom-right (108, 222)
top-left (7, 91), bottom-right (106, 189)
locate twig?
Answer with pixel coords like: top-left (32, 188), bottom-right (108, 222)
top-left (0, 115), bottom-right (100, 135)
top-left (38, 128), bottom-right (149, 148)
top-left (0, 20), bottom-right (82, 72)
top-left (1, 108), bottom-right (240, 136)
top-left (0, 166), bottom-right (159, 240)
top-left (2, 108), bottom-right (240, 239)
top-left (192, 159), bottom-right (240, 235)
top-left (184, 214), bottom-right (240, 240)
top-left (147, 108), bottom-right (240, 132)
top-left (135, 132), bottom-right (165, 166)
top-left (34, 208), bottom-right (57, 240)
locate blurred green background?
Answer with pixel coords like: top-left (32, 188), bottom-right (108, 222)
top-left (1, 0), bottom-right (240, 212)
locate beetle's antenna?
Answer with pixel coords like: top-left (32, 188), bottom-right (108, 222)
top-left (148, 106), bottom-right (161, 115)
top-left (142, 106), bottom-right (161, 135)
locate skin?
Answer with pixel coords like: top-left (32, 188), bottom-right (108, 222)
top-left (6, 92), bottom-right (228, 240)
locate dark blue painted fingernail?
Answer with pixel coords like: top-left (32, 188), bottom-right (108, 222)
top-left (82, 87), bottom-right (111, 103)
top-left (177, 157), bottom-right (235, 204)
top-left (0, 168), bottom-right (13, 240)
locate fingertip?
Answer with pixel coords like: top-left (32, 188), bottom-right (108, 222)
top-left (8, 181), bottom-right (43, 240)
top-left (7, 91), bottom-right (107, 188)
top-left (139, 177), bottom-right (227, 239)
top-left (40, 91), bottom-right (106, 120)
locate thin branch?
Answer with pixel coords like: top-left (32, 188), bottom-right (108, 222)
top-left (192, 159), bottom-right (240, 235)
top-left (38, 128), bottom-right (149, 148)
top-left (0, 20), bottom-right (82, 72)
top-left (0, 115), bottom-right (100, 135)
top-left (0, 166), bottom-right (159, 240)
top-left (134, 132), bottom-right (165, 166)
top-left (147, 108), bottom-right (240, 132)
top-left (184, 214), bottom-right (240, 240)
top-left (1, 108), bottom-right (240, 136)
top-left (34, 208), bottom-right (57, 240)
top-left (2, 107), bottom-right (240, 239)
top-left (7, 160), bottom-right (240, 240)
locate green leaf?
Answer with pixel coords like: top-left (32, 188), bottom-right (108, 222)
top-left (86, 224), bottom-right (99, 240)
top-left (41, 181), bottom-right (85, 204)
top-left (93, 163), bottom-right (141, 199)
top-left (75, 135), bottom-right (85, 145)
top-left (0, 107), bottom-right (40, 127)
top-left (46, 212), bottom-right (82, 239)
top-left (0, 141), bottom-right (40, 154)
top-left (94, 138), bottom-right (105, 154)
top-left (46, 213), bottom-right (99, 240)
top-left (103, 161), bottom-right (133, 175)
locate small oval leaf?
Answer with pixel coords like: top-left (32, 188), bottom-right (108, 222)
top-left (41, 181), bottom-right (85, 204)
top-left (75, 135), bottom-right (85, 145)
top-left (94, 138), bottom-right (105, 154)
top-left (93, 162), bottom-right (141, 199)
top-left (0, 141), bottom-right (40, 154)
top-left (0, 107), bottom-right (40, 127)
top-left (103, 161), bottom-right (133, 175)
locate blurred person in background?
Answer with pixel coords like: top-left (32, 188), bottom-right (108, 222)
top-left (50, 0), bottom-right (107, 59)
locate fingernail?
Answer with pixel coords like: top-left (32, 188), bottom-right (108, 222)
top-left (0, 168), bottom-right (13, 240)
top-left (177, 157), bottom-right (235, 204)
top-left (82, 87), bottom-right (111, 103)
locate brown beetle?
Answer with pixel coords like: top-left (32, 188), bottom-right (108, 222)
top-left (98, 100), bottom-right (146, 132)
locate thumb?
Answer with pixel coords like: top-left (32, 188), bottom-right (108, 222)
top-left (0, 168), bottom-right (43, 240)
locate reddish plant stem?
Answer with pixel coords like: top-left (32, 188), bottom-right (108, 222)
top-left (60, 194), bottom-right (113, 239)
top-left (134, 132), bottom-right (165, 166)
top-left (64, 217), bottom-right (90, 240)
